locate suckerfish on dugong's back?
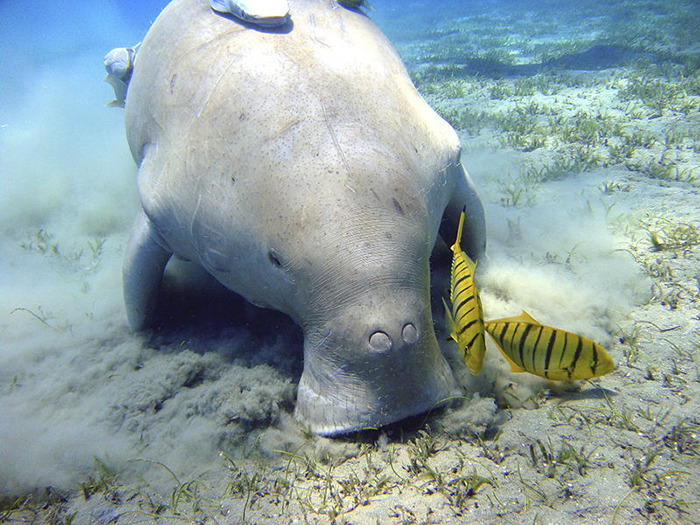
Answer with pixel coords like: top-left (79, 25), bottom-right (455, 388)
top-left (122, 0), bottom-right (486, 436)
top-left (209, 0), bottom-right (290, 27)
top-left (104, 45), bottom-right (138, 108)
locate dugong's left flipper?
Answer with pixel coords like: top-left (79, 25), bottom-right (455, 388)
top-left (440, 162), bottom-right (486, 262)
top-left (123, 209), bottom-right (172, 329)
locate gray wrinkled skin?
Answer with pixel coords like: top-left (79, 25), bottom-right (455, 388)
top-left (123, 0), bottom-right (486, 436)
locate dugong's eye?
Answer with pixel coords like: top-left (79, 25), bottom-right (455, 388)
top-left (268, 249), bottom-right (283, 268)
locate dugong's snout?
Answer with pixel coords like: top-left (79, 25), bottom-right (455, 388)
top-left (295, 297), bottom-right (460, 436)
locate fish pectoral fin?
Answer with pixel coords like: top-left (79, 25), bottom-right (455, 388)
top-left (485, 331), bottom-right (526, 373)
top-left (442, 298), bottom-right (457, 341)
top-left (497, 346), bottom-right (527, 373)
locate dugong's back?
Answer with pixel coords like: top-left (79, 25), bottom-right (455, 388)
top-left (125, 0), bottom-right (460, 228)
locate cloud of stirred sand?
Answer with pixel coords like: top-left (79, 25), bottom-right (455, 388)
top-left (0, 0), bottom-right (648, 498)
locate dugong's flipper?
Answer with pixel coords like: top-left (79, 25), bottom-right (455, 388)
top-left (440, 162), bottom-right (486, 263)
top-left (209, 0), bottom-right (290, 27)
top-left (123, 209), bottom-right (172, 329)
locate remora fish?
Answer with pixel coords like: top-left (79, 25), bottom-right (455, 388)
top-left (209, 0), bottom-right (290, 27)
top-left (104, 45), bottom-right (138, 108)
top-left (484, 311), bottom-right (615, 381)
top-left (338, 0), bottom-right (374, 11)
top-left (442, 208), bottom-right (487, 375)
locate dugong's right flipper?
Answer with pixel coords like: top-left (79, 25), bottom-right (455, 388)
top-left (123, 209), bottom-right (172, 329)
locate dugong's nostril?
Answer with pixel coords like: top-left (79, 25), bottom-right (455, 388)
top-left (402, 323), bottom-right (418, 344)
top-left (369, 331), bottom-right (392, 352)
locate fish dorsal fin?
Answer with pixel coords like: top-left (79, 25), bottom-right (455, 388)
top-left (485, 311), bottom-right (542, 325)
top-left (518, 310), bottom-right (540, 324)
top-left (451, 207), bottom-right (466, 255)
top-left (464, 251), bottom-right (477, 273)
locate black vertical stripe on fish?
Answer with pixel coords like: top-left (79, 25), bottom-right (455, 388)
top-left (454, 287), bottom-right (476, 304)
top-left (590, 343), bottom-right (599, 376)
top-left (454, 292), bottom-right (476, 309)
top-left (585, 339), bottom-right (595, 374)
top-left (459, 317), bottom-right (479, 335)
top-left (452, 258), bottom-right (469, 273)
top-left (497, 322), bottom-right (508, 344)
top-left (513, 323), bottom-right (525, 370)
top-left (560, 331), bottom-right (569, 368)
top-left (454, 296), bottom-right (480, 318)
top-left (543, 329), bottom-right (556, 375)
top-left (570, 337), bottom-right (583, 380)
top-left (560, 332), bottom-right (570, 379)
top-left (562, 336), bottom-right (575, 380)
top-left (559, 336), bottom-right (571, 370)
top-left (532, 326), bottom-right (548, 374)
top-left (451, 271), bottom-right (472, 297)
top-left (519, 324), bottom-right (533, 372)
top-left (509, 323), bottom-right (525, 369)
top-left (528, 325), bottom-right (545, 375)
top-left (452, 274), bottom-right (471, 289)
top-left (502, 323), bottom-right (516, 364)
top-left (454, 294), bottom-right (476, 316)
top-left (456, 304), bottom-right (477, 323)
top-left (452, 274), bottom-right (472, 294)
top-left (466, 330), bottom-right (481, 348)
top-left (453, 274), bottom-right (471, 292)
top-left (452, 262), bottom-right (471, 278)
top-left (452, 256), bottom-right (469, 271)
top-left (528, 326), bottom-right (547, 377)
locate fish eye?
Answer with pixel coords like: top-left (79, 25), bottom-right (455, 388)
top-left (268, 249), bottom-right (283, 268)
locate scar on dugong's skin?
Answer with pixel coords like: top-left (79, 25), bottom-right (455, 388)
top-left (122, 0), bottom-right (486, 436)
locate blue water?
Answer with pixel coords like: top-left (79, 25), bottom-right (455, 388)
top-left (1, 0), bottom-right (696, 110)
top-left (0, 0), bottom-right (698, 510)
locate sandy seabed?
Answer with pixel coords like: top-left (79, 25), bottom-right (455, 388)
top-left (1, 0), bottom-right (698, 523)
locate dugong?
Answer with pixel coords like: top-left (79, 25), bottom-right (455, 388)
top-left (123, 0), bottom-right (486, 436)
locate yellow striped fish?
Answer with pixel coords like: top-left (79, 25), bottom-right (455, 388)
top-left (442, 208), bottom-right (486, 375)
top-left (484, 311), bottom-right (614, 381)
